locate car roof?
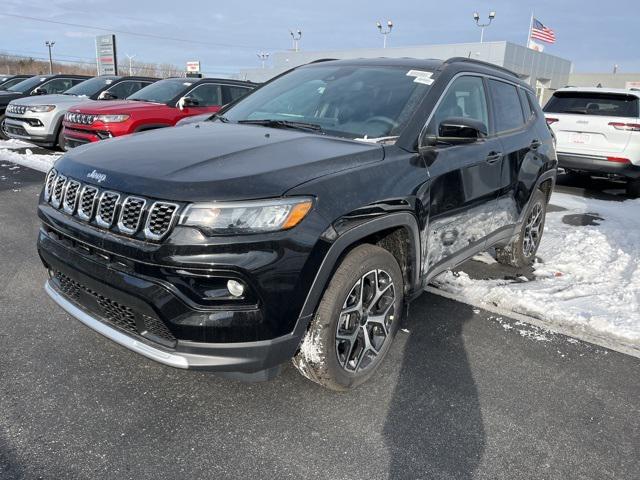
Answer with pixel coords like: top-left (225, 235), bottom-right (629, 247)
top-left (300, 57), bottom-right (531, 90)
top-left (554, 86), bottom-right (640, 98)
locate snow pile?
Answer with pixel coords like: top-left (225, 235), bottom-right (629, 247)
top-left (0, 147), bottom-right (59, 172)
top-left (433, 192), bottom-right (640, 344)
top-left (0, 139), bottom-right (33, 149)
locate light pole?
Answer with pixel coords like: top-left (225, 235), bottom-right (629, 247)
top-left (290, 29), bottom-right (302, 52)
top-left (376, 20), bottom-right (393, 48)
top-left (257, 52), bottom-right (270, 69)
top-left (126, 54), bottom-right (136, 75)
top-left (473, 11), bottom-right (496, 43)
top-left (45, 40), bottom-right (55, 74)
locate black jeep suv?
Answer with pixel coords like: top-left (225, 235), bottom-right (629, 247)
top-left (37, 58), bottom-right (557, 390)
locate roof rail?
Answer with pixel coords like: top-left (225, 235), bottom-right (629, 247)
top-left (444, 57), bottom-right (519, 78)
top-left (309, 58), bottom-right (339, 64)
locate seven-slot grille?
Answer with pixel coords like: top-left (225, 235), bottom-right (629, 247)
top-left (7, 104), bottom-right (27, 115)
top-left (64, 112), bottom-right (97, 125)
top-left (43, 170), bottom-right (180, 241)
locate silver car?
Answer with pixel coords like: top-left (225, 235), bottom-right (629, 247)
top-left (3, 75), bottom-right (157, 150)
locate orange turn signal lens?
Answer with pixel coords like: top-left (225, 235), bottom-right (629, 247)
top-left (282, 200), bottom-right (313, 229)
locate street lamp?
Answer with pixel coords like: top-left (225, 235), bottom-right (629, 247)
top-left (473, 11), bottom-right (496, 43)
top-left (376, 20), bottom-right (393, 48)
top-left (126, 53), bottom-right (136, 76)
top-left (45, 40), bottom-right (55, 74)
top-left (290, 29), bottom-right (302, 52)
top-left (257, 52), bottom-right (270, 69)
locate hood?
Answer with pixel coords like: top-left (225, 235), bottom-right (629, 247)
top-left (11, 93), bottom-right (92, 107)
top-left (55, 122), bottom-right (384, 202)
top-left (67, 99), bottom-right (168, 114)
top-left (0, 91), bottom-right (23, 106)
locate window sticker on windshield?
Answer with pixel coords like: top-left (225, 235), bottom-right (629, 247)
top-left (105, 80), bottom-right (113, 84)
top-left (406, 70), bottom-right (433, 85)
top-left (183, 82), bottom-right (193, 86)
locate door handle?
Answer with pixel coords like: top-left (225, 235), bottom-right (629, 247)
top-left (530, 139), bottom-right (542, 149)
top-left (485, 151), bottom-right (503, 164)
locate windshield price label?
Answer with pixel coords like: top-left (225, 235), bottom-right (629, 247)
top-left (406, 70), bottom-right (434, 85)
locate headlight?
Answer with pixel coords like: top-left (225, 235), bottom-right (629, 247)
top-left (27, 105), bottom-right (55, 113)
top-left (179, 197), bottom-right (313, 235)
top-left (95, 114), bottom-right (130, 123)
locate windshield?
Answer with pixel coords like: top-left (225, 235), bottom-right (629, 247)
top-left (127, 79), bottom-right (193, 103)
top-left (544, 91), bottom-right (640, 118)
top-left (64, 76), bottom-right (118, 97)
top-left (0, 77), bottom-right (28, 90)
top-left (223, 65), bottom-right (431, 140)
top-left (7, 76), bottom-right (47, 93)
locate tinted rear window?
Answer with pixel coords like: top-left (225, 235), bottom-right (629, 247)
top-left (488, 79), bottom-right (525, 132)
top-left (544, 92), bottom-right (639, 118)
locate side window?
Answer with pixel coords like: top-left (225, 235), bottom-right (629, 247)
top-left (105, 81), bottom-right (147, 99)
top-left (428, 76), bottom-right (489, 134)
top-left (518, 88), bottom-right (536, 122)
top-left (223, 85), bottom-right (252, 103)
top-left (489, 79), bottom-right (526, 132)
top-left (187, 84), bottom-right (222, 106)
top-left (39, 78), bottom-right (75, 94)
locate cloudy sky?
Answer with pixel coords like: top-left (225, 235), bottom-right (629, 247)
top-left (1, 0), bottom-right (638, 75)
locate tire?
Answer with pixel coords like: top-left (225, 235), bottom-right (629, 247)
top-left (293, 244), bottom-right (404, 391)
top-left (0, 114), bottom-right (8, 140)
top-left (56, 126), bottom-right (66, 151)
top-left (626, 178), bottom-right (640, 198)
top-left (496, 188), bottom-right (547, 268)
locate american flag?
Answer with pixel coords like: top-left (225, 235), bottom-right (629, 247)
top-left (530, 18), bottom-right (556, 44)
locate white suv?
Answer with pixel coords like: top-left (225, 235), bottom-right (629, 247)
top-left (543, 87), bottom-right (640, 197)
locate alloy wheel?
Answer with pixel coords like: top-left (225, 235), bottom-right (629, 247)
top-left (523, 202), bottom-right (543, 257)
top-left (335, 269), bottom-right (396, 373)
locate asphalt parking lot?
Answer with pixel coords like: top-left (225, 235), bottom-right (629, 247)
top-left (1, 163), bottom-right (639, 480)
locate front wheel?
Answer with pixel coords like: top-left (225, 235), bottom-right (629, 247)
top-left (496, 188), bottom-right (547, 268)
top-left (0, 114), bottom-right (8, 140)
top-left (293, 244), bottom-right (404, 391)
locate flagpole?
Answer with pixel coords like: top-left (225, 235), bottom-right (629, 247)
top-left (526, 12), bottom-right (534, 48)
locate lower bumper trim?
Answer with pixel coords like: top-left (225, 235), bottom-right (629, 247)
top-left (45, 280), bottom-right (190, 368)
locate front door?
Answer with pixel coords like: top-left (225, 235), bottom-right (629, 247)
top-left (422, 75), bottom-right (503, 276)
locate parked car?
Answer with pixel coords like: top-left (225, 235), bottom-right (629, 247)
top-left (3, 76), bottom-right (158, 150)
top-left (0, 74), bottom-right (90, 140)
top-left (38, 58), bottom-right (556, 390)
top-left (62, 77), bottom-right (255, 148)
top-left (0, 74), bottom-right (32, 91)
top-left (544, 87), bottom-right (640, 196)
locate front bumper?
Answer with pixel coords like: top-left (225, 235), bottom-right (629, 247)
top-left (3, 115), bottom-right (57, 147)
top-left (38, 228), bottom-right (311, 373)
top-left (558, 152), bottom-right (640, 179)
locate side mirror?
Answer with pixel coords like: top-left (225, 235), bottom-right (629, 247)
top-left (422, 117), bottom-right (487, 148)
top-left (177, 96), bottom-right (199, 110)
top-left (98, 91), bottom-right (117, 100)
top-left (31, 87), bottom-right (46, 96)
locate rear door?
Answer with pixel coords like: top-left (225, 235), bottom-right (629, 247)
top-left (544, 91), bottom-right (639, 155)
top-left (424, 75), bottom-right (503, 273)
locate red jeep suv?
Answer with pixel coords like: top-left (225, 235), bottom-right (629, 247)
top-left (62, 77), bottom-right (255, 148)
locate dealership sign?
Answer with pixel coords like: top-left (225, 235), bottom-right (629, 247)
top-left (95, 34), bottom-right (118, 75)
top-left (186, 61), bottom-right (201, 73)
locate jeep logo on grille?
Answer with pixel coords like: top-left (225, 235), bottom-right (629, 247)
top-left (87, 170), bottom-right (107, 183)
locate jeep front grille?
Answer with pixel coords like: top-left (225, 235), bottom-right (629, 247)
top-left (42, 173), bottom-right (180, 241)
top-left (62, 180), bottom-right (81, 214)
top-left (77, 185), bottom-right (98, 221)
top-left (118, 197), bottom-right (146, 234)
top-left (145, 202), bottom-right (179, 240)
top-left (95, 192), bottom-right (120, 228)
top-left (65, 112), bottom-right (97, 125)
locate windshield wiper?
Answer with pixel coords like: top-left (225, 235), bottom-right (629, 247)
top-left (238, 119), bottom-right (324, 134)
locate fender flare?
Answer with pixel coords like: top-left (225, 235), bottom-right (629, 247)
top-left (134, 123), bottom-right (171, 133)
top-left (296, 212), bottom-right (422, 325)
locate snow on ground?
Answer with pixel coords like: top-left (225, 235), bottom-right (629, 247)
top-left (0, 140), bottom-right (59, 172)
top-left (434, 191), bottom-right (640, 345)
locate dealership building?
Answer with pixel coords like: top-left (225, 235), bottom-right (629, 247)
top-left (236, 41), bottom-right (573, 103)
